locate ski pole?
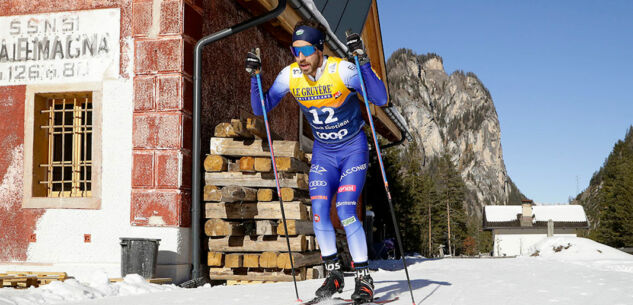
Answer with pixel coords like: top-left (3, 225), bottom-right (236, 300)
top-left (351, 50), bottom-right (417, 305)
top-left (254, 49), bottom-right (302, 303)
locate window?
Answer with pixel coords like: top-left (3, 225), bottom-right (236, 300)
top-left (23, 85), bottom-right (101, 209)
top-left (32, 93), bottom-right (92, 198)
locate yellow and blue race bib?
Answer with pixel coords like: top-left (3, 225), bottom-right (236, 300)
top-left (289, 57), bottom-right (364, 144)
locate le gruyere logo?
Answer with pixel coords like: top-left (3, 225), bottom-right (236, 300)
top-left (292, 84), bottom-right (333, 101)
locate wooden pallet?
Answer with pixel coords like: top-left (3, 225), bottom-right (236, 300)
top-left (209, 267), bottom-right (319, 282)
top-left (109, 278), bottom-right (172, 284)
top-left (0, 271), bottom-right (70, 288)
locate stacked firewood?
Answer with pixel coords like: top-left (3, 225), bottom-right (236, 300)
top-left (205, 118), bottom-right (321, 284)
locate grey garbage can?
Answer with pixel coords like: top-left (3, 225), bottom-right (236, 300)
top-left (120, 238), bottom-right (161, 279)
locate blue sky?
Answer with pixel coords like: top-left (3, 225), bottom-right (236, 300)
top-left (376, 0), bottom-right (633, 203)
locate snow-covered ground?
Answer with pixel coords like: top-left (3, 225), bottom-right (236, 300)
top-left (1, 237), bottom-right (632, 305)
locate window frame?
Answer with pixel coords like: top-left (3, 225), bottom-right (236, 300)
top-left (23, 83), bottom-right (102, 209)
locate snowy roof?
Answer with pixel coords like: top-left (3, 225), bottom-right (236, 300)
top-left (483, 204), bottom-right (588, 227)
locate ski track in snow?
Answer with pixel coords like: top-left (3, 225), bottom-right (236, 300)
top-left (0, 237), bottom-right (632, 305)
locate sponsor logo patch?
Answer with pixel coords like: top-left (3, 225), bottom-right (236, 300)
top-left (309, 180), bottom-right (327, 188)
top-left (296, 29), bottom-right (304, 35)
top-left (310, 164), bottom-right (328, 175)
top-left (338, 185), bottom-right (356, 193)
top-left (314, 214), bottom-right (320, 222)
top-left (334, 91), bottom-right (342, 99)
top-left (292, 68), bottom-right (302, 77)
top-left (341, 216), bottom-right (356, 227)
top-left (311, 195), bottom-right (328, 200)
top-left (339, 163), bottom-right (368, 181)
top-left (336, 201), bottom-right (356, 207)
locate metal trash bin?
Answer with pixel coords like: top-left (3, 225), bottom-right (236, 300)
top-left (120, 238), bottom-right (161, 279)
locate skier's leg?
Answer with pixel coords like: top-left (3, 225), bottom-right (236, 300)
top-left (309, 157), bottom-right (344, 298)
top-left (335, 149), bottom-right (369, 264)
top-left (308, 158), bottom-right (338, 258)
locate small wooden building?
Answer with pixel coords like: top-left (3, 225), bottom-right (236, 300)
top-left (483, 201), bottom-right (589, 257)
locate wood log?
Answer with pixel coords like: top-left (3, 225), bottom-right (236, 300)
top-left (204, 219), bottom-right (245, 237)
top-left (277, 220), bottom-right (314, 236)
top-left (305, 153), bottom-right (312, 164)
top-left (203, 185), bottom-right (221, 202)
top-left (222, 185), bottom-right (257, 202)
top-left (225, 254), bottom-right (243, 268)
top-left (259, 252), bottom-right (279, 268)
top-left (243, 254), bottom-right (260, 268)
top-left (257, 188), bottom-right (275, 201)
top-left (245, 117), bottom-right (281, 140)
top-left (239, 157), bottom-right (256, 172)
top-left (209, 267), bottom-right (306, 281)
top-left (207, 252), bottom-right (224, 266)
top-left (208, 235), bottom-right (307, 252)
top-left (214, 122), bottom-right (238, 138)
top-left (280, 188), bottom-right (309, 202)
top-left (254, 157), bottom-right (272, 172)
top-left (308, 235), bottom-right (319, 251)
top-left (256, 220), bottom-right (278, 236)
top-left (204, 155), bottom-right (228, 172)
top-left (254, 157), bottom-right (308, 173)
top-left (205, 202), bottom-right (310, 220)
top-left (230, 119), bottom-right (253, 138)
top-left (228, 160), bottom-right (241, 172)
top-left (209, 137), bottom-right (303, 160)
top-left (205, 172), bottom-right (308, 190)
top-left (277, 251), bottom-right (321, 269)
top-left (204, 185), bottom-right (257, 202)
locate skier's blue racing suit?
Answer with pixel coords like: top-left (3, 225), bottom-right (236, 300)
top-left (251, 56), bottom-right (387, 264)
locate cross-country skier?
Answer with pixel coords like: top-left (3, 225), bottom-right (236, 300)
top-left (246, 19), bottom-right (388, 304)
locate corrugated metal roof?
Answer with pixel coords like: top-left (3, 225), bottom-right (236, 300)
top-left (313, 0), bottom-right (373, 43)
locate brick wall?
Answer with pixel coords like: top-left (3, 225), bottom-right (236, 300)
top-left (130, 0), bottom-right (202, 227)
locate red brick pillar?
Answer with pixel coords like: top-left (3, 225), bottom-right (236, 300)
top-left (130, 0), bottom-right (201, 227)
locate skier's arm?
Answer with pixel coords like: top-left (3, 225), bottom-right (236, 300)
top-left (250, 66), bottom-right (290, 116)
top-left (340, 61), bottom-right (388, 107)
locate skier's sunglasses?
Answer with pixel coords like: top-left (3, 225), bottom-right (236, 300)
top-left (290, 45), bottom-right (317, 57)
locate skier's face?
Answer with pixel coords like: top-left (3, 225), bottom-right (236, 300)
top-left (292, 40), bottom-right (322, 77)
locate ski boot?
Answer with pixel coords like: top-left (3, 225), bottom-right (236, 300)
top-left (350, 262), bottom-right (374, 304)
top-left (314, 255), bottom-right (345, 299)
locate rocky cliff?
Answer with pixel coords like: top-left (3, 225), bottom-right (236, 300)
top-left (386, 49), bottom-right (523, 216)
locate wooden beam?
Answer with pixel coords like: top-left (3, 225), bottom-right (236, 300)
top-left (280, 188), bottom-right (309, 202)
top-left (204, 219), bottom-right (245, 237)
top-left (259, 252), bottom-right (279, 268)
top-left (209, 267), bottom-right (307, 281)
top-left (208, 235), bottom-right (307, 252)
top-left (225, 254), bottom-right (244, 268)
top-left (277, 251), bottom-right (321, 269)
top-left (257, 188), bottom-right (276, 201)
top-left (277, 220), bottom-right (314, 236)
top-left (256, 220), bottom-right (278, 236)
top-left (205, 172), bottom-right (308, 190)
top-left (204, 185), bottom-right (257, 202)
top-left (205, 202), bottom-right (310, 220)
top-left (207, 252), bottom-right (224, 267)
top-left (209, 138), bottom-right (304, 160)
top-left (239, 157), bottom-right (256, 172)
top-left (243, 254), bottom-right (260, 268)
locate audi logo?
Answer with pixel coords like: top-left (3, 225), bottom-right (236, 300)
top-left (309, 180), bottom-right (327, 187)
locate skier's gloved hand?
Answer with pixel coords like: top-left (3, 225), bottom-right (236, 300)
top-left (245, 48), bottom-right (261, 76)
top-left (346, 32), bottom-right (369, 65)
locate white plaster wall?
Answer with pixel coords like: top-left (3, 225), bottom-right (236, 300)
top-left (493, 228), bottom-right (577, 257)
top-left (5, 12), bottom-right (192, 283)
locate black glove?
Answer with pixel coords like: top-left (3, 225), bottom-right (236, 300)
top-left (245, 48), bottom-right (261, 76)
top-left (346, 33), bottom-right (369, 65)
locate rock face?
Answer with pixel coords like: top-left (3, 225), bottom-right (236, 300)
top-left (386, 49), bottom-right (522, 216)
